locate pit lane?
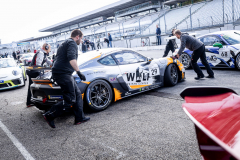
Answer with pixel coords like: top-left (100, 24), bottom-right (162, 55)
top-left (0, 50), bottom-right (239, 160)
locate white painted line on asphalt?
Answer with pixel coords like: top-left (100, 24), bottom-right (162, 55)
top-left (0, 120), bottom-right (35, 160)
top-left (91, 138), bottom-right (126, 159)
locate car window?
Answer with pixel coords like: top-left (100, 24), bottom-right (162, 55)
top-left (113, 51), bottom-right (147, 65)
top-left (222, 32), bottom-right (240, 45)
top-left (98, 55), bottom-right (117, 66)
top-left (201, 36), bottom-right (225, 46)
top-left (0, 59), bottom-right (16, 68)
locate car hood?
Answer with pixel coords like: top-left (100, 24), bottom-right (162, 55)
top-left (0, 67), bottom-right (22, 78)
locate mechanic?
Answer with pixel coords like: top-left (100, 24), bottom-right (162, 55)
top-left (43, 29), bottom-right (90, 128)
top-left (104, 38), bottom-right (109, 48)
top-left (163, 29), bottom-right (178, 57)
top-left (174, 29), bottom-right (214, 80)
top-left (26, 43), bottom-right (52, 108)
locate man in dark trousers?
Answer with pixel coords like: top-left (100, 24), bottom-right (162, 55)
top-left (174, 29), bottom-right (214, 80)
top-left (104, 38), bottom-right (109, 48)
top-left (108, 33), bottom-right (112, 48)
top-left (163, 29), bottom-right (178, 57)
top-left (26, 43), bottom-right (52, 107)
top-left (43, 29), bottom-right (90, 128)
top-left (156, 25), bottom-right (161, 45)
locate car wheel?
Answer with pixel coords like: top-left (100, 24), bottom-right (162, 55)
top-left (235, 53), bottom-right (240, 70)
top-left (85, 80), bottom-right (113, 111)
top-left (164, 64), bottom-right (179, 86)
top-left (180, 53), bottom-right (191, 69)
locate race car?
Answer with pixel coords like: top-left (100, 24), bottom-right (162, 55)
top-left (30, 48), bottom-right (185, 111)
top-left (180, 87), bottom-right (240, 160)
top-left (19, 53), bottom-right (34, 65)
top-left (175, 30), bottom-right (240, 70)
top-left (0, 58), bottom-right (27, 90)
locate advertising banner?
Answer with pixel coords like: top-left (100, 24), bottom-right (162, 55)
top-left (17, 42), bottom-right (30, 46)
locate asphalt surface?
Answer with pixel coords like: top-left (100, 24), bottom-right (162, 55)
top-left (0, 50), bottom-right (239, 160)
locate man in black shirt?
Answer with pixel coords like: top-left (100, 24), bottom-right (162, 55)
top-left (43, 29), bottom-right (90, 128)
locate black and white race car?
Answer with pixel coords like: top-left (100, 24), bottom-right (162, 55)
top-left (29, 48), bottom-right (185, 111)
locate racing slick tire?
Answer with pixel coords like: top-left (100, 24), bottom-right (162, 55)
top-left (85, 80), bottom-right (113, 112)
top-left (164, 64), bottom-right (179, 86)
top-left (235, 53), bottom-right (240, 70)
top-left (180, 53), bottom-right (192, 69)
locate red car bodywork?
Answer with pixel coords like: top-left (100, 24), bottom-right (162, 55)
top-left (181, 87), bottom-right (240, 160)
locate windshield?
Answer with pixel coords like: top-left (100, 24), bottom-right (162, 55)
top-left (23, 54), bottom-right (34, 58)
top-left (0, 59), bottom-right (17, 68)
top-left (222, 31), bottom-right (240, 45)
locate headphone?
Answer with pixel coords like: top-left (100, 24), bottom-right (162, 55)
top-left (45, 43), bottom-right (49, 50)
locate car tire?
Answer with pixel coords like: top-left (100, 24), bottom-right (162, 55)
top-left (164, 64), bottom-right (179, 86)
top-left (180, 53), bottom-right (192, 69)
top-left (85, 80), bottom-right (113, 112)
top-left (235, 53), bottom-right (240, 70)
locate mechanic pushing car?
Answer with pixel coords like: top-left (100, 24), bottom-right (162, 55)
top-left (43, 29), bottom-right (90, 128)
top-left (174, 29), bottom-right (214, 80)
top-left (26, 43), bottom-right (52, 108)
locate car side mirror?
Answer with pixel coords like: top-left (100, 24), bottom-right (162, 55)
top-left (146, 57), bottom-right (153, 64)
top-left (213, 42), bottom-right (223, 48)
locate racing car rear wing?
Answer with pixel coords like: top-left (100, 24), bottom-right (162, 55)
top-left (181, 87), bottom-right (240, 160)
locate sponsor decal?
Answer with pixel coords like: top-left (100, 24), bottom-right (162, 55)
top-left (48, 95), bottom-right (63, 100)
top-left (109, 77), bottom-right (116, 82)
top-left (0, 80), bottom-right (4, 83)
top-left (124, 65), bottom-right (159, 86)
top-left (87, 71), bottom-right (105, 75)
top-left (125, 92), bottom-right (131, 96)
top-left (221, 52), bottom-right (228, 57)
top-left (209, 55), bottom-right (218, 61)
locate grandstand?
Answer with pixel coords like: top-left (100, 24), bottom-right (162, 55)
top-left (1, 0), bottom-right (240, 54)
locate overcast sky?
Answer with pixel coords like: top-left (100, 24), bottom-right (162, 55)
top-left (0, 0), bottom-right (120, 44)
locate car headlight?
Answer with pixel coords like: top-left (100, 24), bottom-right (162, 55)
top-left (12, 70), bottom-right (20, 76)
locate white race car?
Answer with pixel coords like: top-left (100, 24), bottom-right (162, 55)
top-left (0, 58), bottom-right (27, 90)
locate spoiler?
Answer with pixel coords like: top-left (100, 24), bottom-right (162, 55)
top-left (181, 87), bottom-right (240, 160)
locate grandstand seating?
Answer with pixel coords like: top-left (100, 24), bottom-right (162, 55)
top-left (40, 0), bottom-right (240, 46)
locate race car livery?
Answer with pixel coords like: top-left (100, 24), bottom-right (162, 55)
top-left (176, 30), bottom-right (240, 70)
top-left (0, 58), bottom-right (26, 90)
top-left (30, 48), bottom-right (185, 111)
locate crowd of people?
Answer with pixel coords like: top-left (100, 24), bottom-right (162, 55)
top-left (81, 33), bottom-right (113, 53)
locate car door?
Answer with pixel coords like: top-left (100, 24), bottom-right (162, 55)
top-left (200, 35), bottom-right (229, 67)
top-left (112, 50), bottom-right (160, 93)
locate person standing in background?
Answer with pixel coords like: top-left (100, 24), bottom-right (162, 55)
top-left (108, 33), bottom-right (112, 48)
top-left (96, 36), bottom-right (101, 49)
top-left (156, 25), bottom-right (161, 45)
top-left (104, 38), bottom-right (109, 48)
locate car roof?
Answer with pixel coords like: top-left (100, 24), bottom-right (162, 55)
top-left (198, 30), bottom-right (240, 38)
top-left (77, 48), bottom-right (133, 65)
